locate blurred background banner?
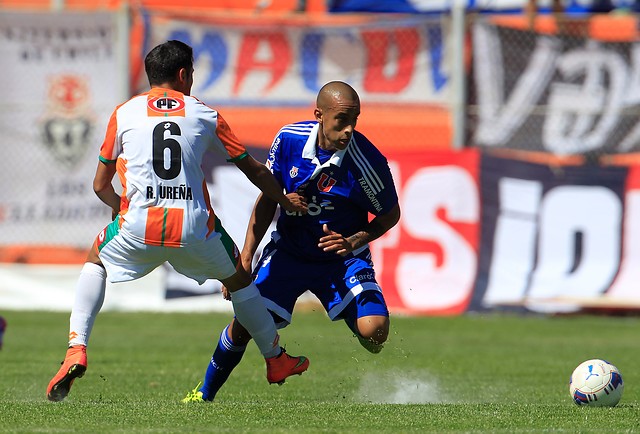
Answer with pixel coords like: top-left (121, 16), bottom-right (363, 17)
top-left (327, 0), bottom-right (630, 13)
top-left (132, 9), bottom-right (454, 153)
top-left (469, 19), bottom-right (640, 155)
top-left (473, 153), bottom-right (634, 313)
top-left (328, 0), bottom-right (525, 13)
top-left (140, 13), bottom-right (449, 106)
top-left (378, 148), bottom-right (480, 315)
top-left (0, 11), bottom-right (118, 247)
top-left (2, 2), bottom-right (640, 314)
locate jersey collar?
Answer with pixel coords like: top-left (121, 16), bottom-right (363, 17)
top-left (302, 123), bottom-right (348, 174)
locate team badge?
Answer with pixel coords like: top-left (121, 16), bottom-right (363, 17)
top-left (316, 172), bottom-right (337, 192)
top-left (39, 75), bottom-right (94, 167)
top-left (290, 166), bottom-right (299, 178)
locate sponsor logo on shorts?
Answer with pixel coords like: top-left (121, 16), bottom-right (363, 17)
top-left (349, 271), bottom-right (375, 284)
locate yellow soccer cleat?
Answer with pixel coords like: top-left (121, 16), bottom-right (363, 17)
top-left (182, 382), bottom-right (205, 403)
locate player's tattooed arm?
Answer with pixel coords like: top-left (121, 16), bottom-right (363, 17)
top-left (319, 203), bottom-right (400, 256)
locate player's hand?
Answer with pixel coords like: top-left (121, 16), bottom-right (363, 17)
top-left (221, 256), bottom-right (253, 301)
top-left (281, 192), bottom-right (308, 214)
top-left (221, 284), bottom-right (231, 301)
top-left (318, 224), bottom-right (353, 256)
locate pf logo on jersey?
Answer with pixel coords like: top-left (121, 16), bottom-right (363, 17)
top-left (147, 96), bottom-right (186, 117)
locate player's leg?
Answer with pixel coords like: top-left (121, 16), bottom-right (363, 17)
top-left (174, 232), bottom-right (308, 389)
top-left (185, 244), bottom-right (308, 401)
top-left (219, 247), bottom-right (310, 385)
top-left (47, 243), bottom-right (105, 402)
top-left (344, 291), bottom-right (390, 354)
top-left (183, 319), bottom-right (251, 402)
top-left (219, 269), bottom-right (282, 358)
top-left (47, 220), bottom-right (161, 401)
top-left (317, 249), bottom-right (390, 354)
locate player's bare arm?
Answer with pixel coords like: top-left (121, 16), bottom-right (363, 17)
top-left (234, 155), bottom-right (308, 214)
top-left (318, 203), bottom-right (401, 256)
top-left (92, 160), bottom-right (120, 220)
top-left (221, 192), bottom-right (278, 301)
top-left (240, 192), bottom-right (278, 269)
top-left (222, 191), bottom-right (305, 301)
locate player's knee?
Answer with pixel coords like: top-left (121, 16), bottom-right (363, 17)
top-left (356, 316), bottom-right (389, 345)
top-left (366, 326), bottom-right (388, 345)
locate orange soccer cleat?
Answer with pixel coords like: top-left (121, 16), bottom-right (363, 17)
top-left (265, 348), bottom-right (309, 385)
top-left (46, 345), bottom-right (87, 402)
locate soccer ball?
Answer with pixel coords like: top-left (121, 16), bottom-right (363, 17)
top-left (569, 359), bottom-right (624, 407)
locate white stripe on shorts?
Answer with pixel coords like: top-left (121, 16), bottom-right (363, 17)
top-left (327, 282), bottom-right (381, 321)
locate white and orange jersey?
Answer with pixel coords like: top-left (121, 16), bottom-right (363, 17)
top-left (99, 87), bottom-right (246, 247)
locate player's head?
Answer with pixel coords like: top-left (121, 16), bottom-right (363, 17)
top-left (314, 81), bottom-right (360, 151)
top-left (144, 40), bottom-right (194, 95)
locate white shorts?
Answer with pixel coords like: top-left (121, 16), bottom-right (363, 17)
top-left (94, 219), bottom-right (238, 284)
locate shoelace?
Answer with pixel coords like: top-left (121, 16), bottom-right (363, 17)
top-left (182, 382), bottom-right (203, 402)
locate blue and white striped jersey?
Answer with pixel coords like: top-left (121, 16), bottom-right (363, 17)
top-left (266, 121), bottom-right (398, 261)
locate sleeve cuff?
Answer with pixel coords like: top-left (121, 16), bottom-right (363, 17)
top-left (226, 151), bottom-right (249, 163)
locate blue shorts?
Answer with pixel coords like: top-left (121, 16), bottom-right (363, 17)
top-left (253, 241), bottom-right (389, 328)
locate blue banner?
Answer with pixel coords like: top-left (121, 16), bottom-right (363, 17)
top-left (328, 0), bottom-right (627, 14)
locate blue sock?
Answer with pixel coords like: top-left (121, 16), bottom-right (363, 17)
top-left (200, 324), bottom-right (246, 401)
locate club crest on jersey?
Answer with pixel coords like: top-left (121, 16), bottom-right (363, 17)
top-left (317, 173), bottom-right (337, 192)
top-left (289, 166), bottom-right (299, 178)
top-left (147, 96), bottom-right (186, 117)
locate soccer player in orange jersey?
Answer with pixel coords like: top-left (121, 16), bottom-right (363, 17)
top-left (46, 40), bottom-right (309, 402)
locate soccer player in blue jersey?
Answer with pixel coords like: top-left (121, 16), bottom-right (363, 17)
top-left (183, 81), bottom-right (401, 402)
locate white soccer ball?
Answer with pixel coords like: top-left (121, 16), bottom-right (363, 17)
top-left (569, 359), bottom-right (624, 407)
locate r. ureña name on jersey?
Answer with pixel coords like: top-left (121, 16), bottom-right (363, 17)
top-left (146, 184), bottom-right (193, 200)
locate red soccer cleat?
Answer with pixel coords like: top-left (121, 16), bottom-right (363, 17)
top-left (46, 345), bottom-right (87, 402)
top-left (265, 347), bottom-right (309, 385)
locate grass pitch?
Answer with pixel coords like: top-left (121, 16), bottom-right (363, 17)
top-left (0, 308), bottom-right (638, 433)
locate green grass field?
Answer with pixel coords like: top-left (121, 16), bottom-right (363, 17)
top-left (0, 309), bottom-right (638, 433)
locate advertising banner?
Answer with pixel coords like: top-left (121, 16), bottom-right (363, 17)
top-left (471, 152), bottom-right (640, 313)
top-left (328, 0), bottom-right (625, 13)
top-left (0, 12), bottom-right (120, 246)
top-left (378, 149), bottom-right (480, 315)
top-left (3, 146), bottom-right (640, 313)
top-left (329, 0), bottom-right (522, 13)
top-left (140, 13), bottom-right (449, 106)
top-left (469, 20), bottom-right (640, 155)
